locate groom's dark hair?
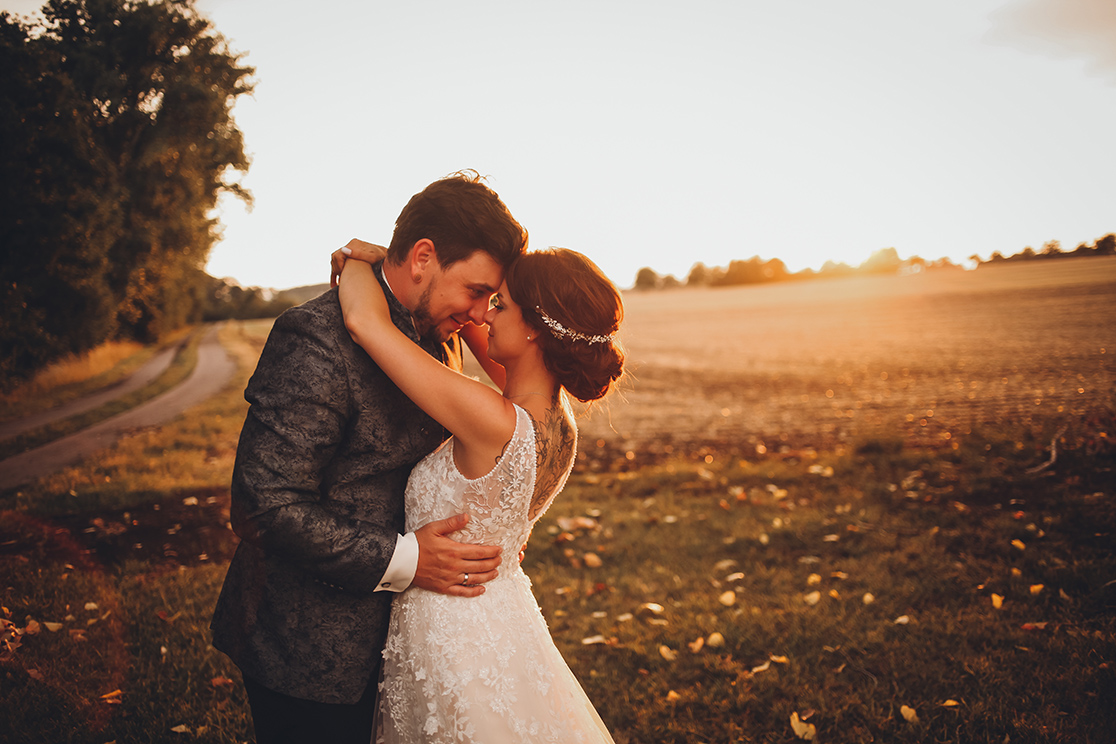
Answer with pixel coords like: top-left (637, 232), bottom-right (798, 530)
top-left (387, 170), bottom-right (527, 269)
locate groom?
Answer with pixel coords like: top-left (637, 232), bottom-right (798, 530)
top-left (211, 172), bottom-right (528, 744)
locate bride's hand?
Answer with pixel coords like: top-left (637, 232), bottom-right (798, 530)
top-left (338, 259), bottom-right (392, 340)
top-left (330, 238), bottom-right (388, 288)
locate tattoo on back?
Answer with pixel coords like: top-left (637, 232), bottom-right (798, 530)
top-left (527, 395), bottom-right (577, 521)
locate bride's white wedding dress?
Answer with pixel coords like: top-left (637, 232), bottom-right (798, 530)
top-left (377, 405), bottom-right (614, 744)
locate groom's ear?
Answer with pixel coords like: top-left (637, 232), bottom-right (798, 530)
top-left (409, 239), bottom-right (439, 284)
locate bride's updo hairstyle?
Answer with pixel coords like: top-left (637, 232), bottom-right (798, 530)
top-left (506, 248), bottom-right (624, 402)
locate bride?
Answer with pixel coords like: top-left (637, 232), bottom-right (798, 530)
top-left (336, 244), bottom-right (623, 743)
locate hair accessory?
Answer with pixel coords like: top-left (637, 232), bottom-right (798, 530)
top-left (535, 306), bottom-right (613, 344)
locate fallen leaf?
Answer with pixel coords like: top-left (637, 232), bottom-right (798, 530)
top-left (688, 637), bottom-right (705, 653)
top-left (831, 571), bottom-right (849, 580)
top-left (941, 699), bottom-right (960, 707)
top-left (170, 724), bottom-right (190, 734)
top-left (1012, 539), bottom-right (1026, 551)
top-left (182, 496), bottom-right (199, 506)
top-left (26, 668), bottom-right (44, 681)
top-left (751, 660), bottom-right (771, 673)
top-left (862, 592), bottom-right (875, 605)
top-left (992, 593), bottom-right (1004, 609)
top-left (583, 552), bottom-right (603, 568)
top-left (706, 632), bottom-right (725, 648)
top-left (43, 622), bottom-right (64, 632)
top-left (807, 573), bottom-right (822, 586)
top-left (823, 534), bottom-right (839, 542)
top-left (666, 690), bottom-right (681, 702)
top-left (581, 635), bottom-right (607, 645)
top-left (211, 676), bottom-right (235, 690)
top-left (894, 615), bottom-right (910, 625)
top-left (638, 603), bottom-right (665, 616)
top-left (1030, 584), bottom-right (1044, 595)
top-left (790, 711), bottom-right (817, 740)
top-left (804, 591), bottom-right (821, 606)
top-left (84, 602), bottom-right (99, 612)
top-left (1021, 622), bottom-right (1049, 631)
top-left (828, 589), bottom-right (840, 599)
top-left (1011, 567), bottom-right (1023, 578)
top-left (23, 620), bottom-right (40, 636)
top-left (770, 654), bottom-right (789, 664)
top-left (900, 704), bottom-right (919, 723)
top-left (714, 559), bottom-right (737, 572)
top-left (659, 645), bottom-right (677, 661)
top-left (719, 590), bottom-right (737, 607)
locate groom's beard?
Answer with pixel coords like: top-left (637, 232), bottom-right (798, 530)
top-left (411, 284), bottom-right (450, 344)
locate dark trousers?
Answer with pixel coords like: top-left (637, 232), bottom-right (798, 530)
top-left (244, 673), bottom-right (378, 744)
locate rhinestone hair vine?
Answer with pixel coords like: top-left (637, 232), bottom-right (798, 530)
top-left (534, 306), bottom-right (614, 345)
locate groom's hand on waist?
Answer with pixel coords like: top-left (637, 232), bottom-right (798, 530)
top-left (413, 514), bottom-right (502, 598)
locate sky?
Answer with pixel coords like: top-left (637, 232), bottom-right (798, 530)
top-left (4, 0), bottom-right (1115, 289)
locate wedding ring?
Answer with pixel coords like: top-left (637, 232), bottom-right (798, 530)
top-left (462, 573), bottom-right (470, 586)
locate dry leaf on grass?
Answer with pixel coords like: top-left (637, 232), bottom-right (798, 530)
top-left (1030, 584), bottom-right (1044, 595)
top-left (688, 637), bottom-right (705, 653)
top-left (170, 724), bottom-right (190, 734)
top-left (666, 690), bottom-right (681, 702)
top-left (941, 699), bottom-right (961, 707)
top-left (992, 593), bottom-right (1004, 609)
top-left (900, 704), bottom-right (919, 723)
top-left (583, 552), bottom-right (603, 568)
top-left (659, 645), bottom-right (677, 661)
top-left (862, 592), bottom-right (875, 605)
top-left (719, 590), bottom-right (736, 606)
top-left (804, 591), bottom-right (821, 606)
top-left (706, 632), bottom-right (725, 648)
top-left (790, 711), bottom-right (816, 740)
top-left (43, 622), bottom-right (64, 632)
top-left (1011, 539), bottom-right (1026, 551)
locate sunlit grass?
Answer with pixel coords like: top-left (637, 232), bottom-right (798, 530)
top-left (0, 331), bottom-right (194, 423)
top-left (0, 320), bottom-right (271, 516)
top-left (1, 303), bottom-right (1113, 742)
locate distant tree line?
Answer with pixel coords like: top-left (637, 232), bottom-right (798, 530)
top-left (971, 233), bottom-right (1115, 267)
top-left (632, 233), bottom-right (1114, 290)
top-left (1, 0), bottom-right (259, 388)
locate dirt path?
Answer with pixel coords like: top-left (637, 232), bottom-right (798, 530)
top-left (0, 343), bottom-right (182, 441)
top-left (0, 324), bottom-right (235, 491)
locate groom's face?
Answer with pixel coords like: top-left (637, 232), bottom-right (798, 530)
top-left (412, 250), bottom-right (504, 343)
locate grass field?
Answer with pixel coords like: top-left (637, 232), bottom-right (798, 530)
top-left (1, 259), bottom-right (1113, 743)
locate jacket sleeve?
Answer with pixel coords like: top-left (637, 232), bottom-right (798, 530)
top-left (230, 303), bottom-right (396, 593)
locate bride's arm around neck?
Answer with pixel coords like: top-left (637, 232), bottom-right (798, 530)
top-left (339, 261), bottom-right (516, 476)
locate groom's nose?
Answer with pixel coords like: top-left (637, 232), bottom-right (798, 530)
top-left (467, 298), bottom-right (490, 325)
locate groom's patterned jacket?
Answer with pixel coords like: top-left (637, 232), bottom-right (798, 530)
top-left (211, 263), bottom-right (460, 704)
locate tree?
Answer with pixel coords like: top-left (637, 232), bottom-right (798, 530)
top-left (1095, 234), bottom-right (1115, 256)
top-left (633, 267), bottom-right (660, 290)
top-left (686, 262), bottom-right (709, 286)
top-left (1041, 240), bottom-right (1062, 256)
top-left (861, 247), bottom-right (902, 274)
top-left (0, 0), bottom-right (253, 385)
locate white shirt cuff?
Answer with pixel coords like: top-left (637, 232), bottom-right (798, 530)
top-left (375, 532), bottom-right (418, 592)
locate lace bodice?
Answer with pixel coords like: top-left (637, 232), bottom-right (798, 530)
top-left (402, 404), bottom-right (569, 556)
top-left (377, 404), bottom-right (614, 743)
